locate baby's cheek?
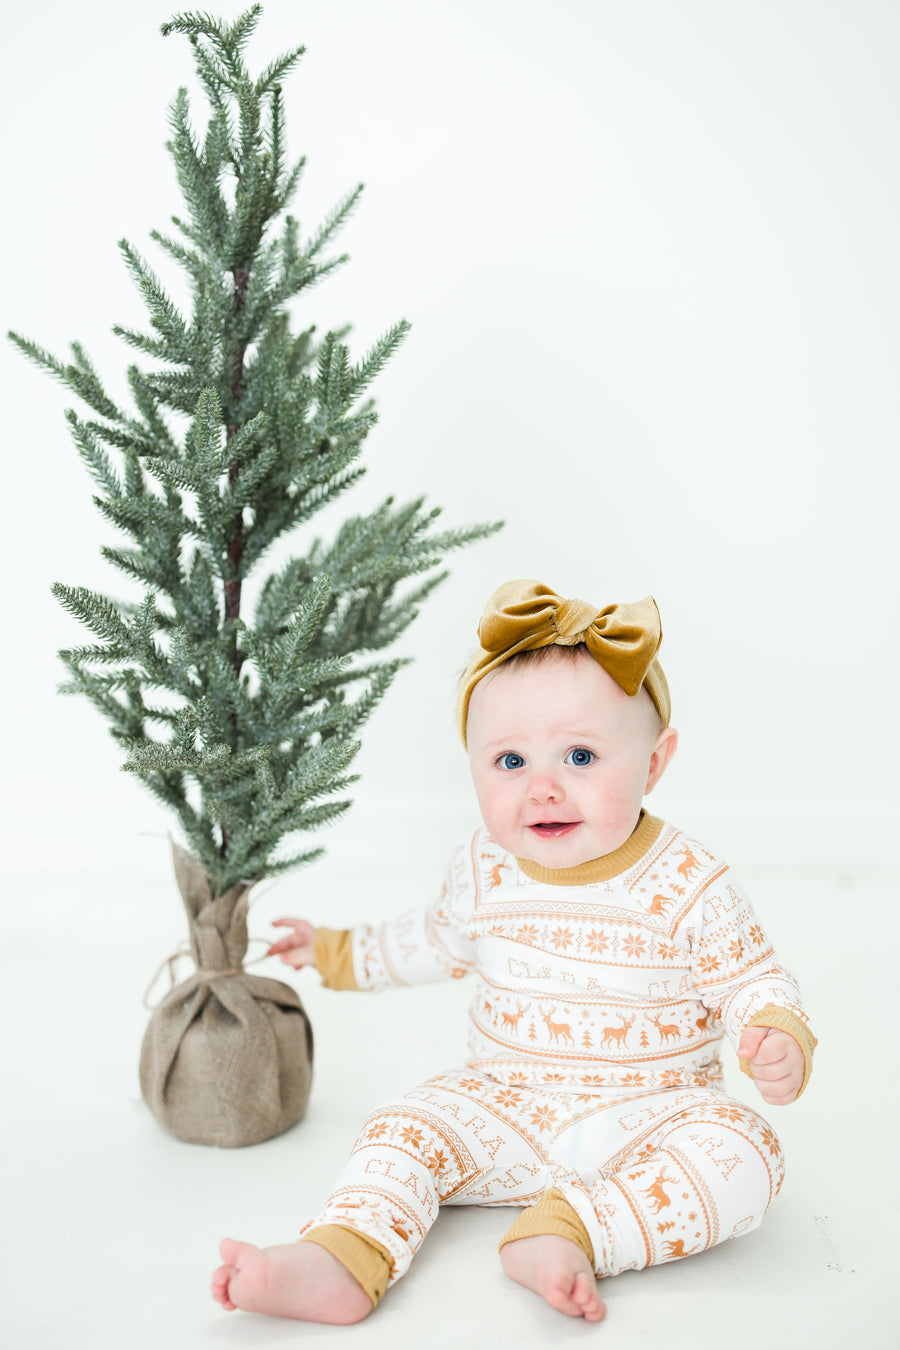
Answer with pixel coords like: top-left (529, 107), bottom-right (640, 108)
top-left (474, 788), bottom-right (518, 852)
top-left (599, 789), bottom-right (643, 834)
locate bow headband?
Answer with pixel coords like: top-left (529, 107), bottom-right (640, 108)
top-left (456, 579), bottom-right (671, 744)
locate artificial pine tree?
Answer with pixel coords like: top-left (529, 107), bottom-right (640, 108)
top-left (10, 6), bottom-right (499, 1147)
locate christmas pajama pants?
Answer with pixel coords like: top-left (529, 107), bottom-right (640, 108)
top-left (300, 1064), bottom-right (785, 1288)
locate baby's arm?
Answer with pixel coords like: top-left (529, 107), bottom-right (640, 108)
top-left (265, 835), bottom-right (480, 994)
top-left (683, 864), bottom-right (816, 1102)
top-left (268, 919), bottom-right (358, 990)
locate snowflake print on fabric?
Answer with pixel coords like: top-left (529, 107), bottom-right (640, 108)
top-left (757, 1125), bottom-right (781, 1157)
top-left (586, 930), bottom-right (610, 955)
top-left (713, 1105), bottom-right (745, 1125)
top-left (529, 1105), bottom-right (558, 1134)
top-left (549, 926), bottom-right (574, 951)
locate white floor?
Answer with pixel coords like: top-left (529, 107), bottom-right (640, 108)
top-left (4, 855), bottom-right (897, 1349)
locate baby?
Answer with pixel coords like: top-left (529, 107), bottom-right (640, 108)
top-left (211, 579), bottom-right (815, 1325)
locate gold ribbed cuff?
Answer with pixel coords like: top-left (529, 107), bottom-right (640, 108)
top-left (498, 1188), bottom-right (595, 1269)
top-left (313, 927), bottom-right (359, 991)
top-left (299, 1225), bottom-right (393, 1307)
top-left (738, 1003), bottom-right (817, 1098)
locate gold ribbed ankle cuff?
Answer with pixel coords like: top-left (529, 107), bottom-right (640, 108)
top-left (499, 1188), bottom-right (595, 1269)
top-left (299, 1224), bottom-right (393, 1307)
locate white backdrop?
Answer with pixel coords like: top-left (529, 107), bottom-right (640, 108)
top-left (3, 0), bottom-right (898, 879)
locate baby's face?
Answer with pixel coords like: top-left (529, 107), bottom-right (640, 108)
top-left (466, 653), bottom-right (674, 869)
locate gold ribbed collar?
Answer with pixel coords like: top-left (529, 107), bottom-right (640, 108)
top-left (515, 812), bottom-right (663, 887)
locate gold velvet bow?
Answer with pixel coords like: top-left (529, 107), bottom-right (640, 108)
top-left (456, 579), bottom-right (670, 743)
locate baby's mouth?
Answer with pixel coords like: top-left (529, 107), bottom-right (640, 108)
top-left (529, 821), bottom-right (579, 838)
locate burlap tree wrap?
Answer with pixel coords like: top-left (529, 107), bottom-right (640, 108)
top-left (140, 843), bottom-right (313, 1147)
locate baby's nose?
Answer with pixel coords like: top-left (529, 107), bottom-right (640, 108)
top-left (527, 773), bottom-right (564, 802)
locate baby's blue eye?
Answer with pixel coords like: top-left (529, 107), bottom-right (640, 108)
top-left (565, 748), bottom-right (595, 767)
top-left (498, 753), bottom-right (525, 770)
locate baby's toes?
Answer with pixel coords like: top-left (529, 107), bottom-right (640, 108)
top-left (542, 1273), bottom-right (584, 1317)
top-left (211, 1265), bottom-right (236, 1310)
top-left (572, 1271), bottom-right (606, 1322)
top-left (218, 1237), bottom-right (245, 1266)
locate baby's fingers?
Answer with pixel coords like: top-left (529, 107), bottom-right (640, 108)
top-left (747, 1057), bottom-right (789, 1082)
top-left (737, 1026), bottom-right (769, 1062)
top-left (266, 935), bottom-right (300, 955)
top-left (756, 1073), bottom-right (801, 1105)
top-left (266, 918), bottom-right (314, 955)
top-left (752, 1040), bottom-right (790, 1068)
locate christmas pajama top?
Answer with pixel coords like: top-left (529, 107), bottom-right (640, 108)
top-left (314, 812), bottom-right (816, 1096)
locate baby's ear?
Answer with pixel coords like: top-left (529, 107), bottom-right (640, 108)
top-left (645, 727), bottom-right (678, 793)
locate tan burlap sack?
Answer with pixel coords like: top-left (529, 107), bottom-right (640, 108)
top-left (140, 842), bottom-right (313, 1147)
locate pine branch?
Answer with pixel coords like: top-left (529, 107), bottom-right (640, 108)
top-left (64, 412), bottom-right (123, 498)
top-left (93, 489), bottom-right (202, 546)
top-left (255, 47), bottom-right (305, 97)
top-left (127, 367), bottom-right (178, 453)
top-left (9, 333), bottom-right (124, 421)
top-left (160, 11), bottom-right (231, 41)
top-left (166, 87), bottom-right (229, 254)
top-left (149, 228), bottom-right (208, 276)
top-left (261, 847), bottom-right (324, 878)
top-left (7, 331), bottom-right (67, 380)
top-left (221, 3), bottom-right (264, 56)
top-left (116, 240), bottom-right (194, 359)
top-left (122, 739), bottom-right (231, 775)
top-left (77, 416), bottom-right (161, 460)
top-left (303, 184), bottom-right (364, 261)
top-left (52, 584), bottom-right (133, 646)
top-left (100, 546), bottom-right (167, 591)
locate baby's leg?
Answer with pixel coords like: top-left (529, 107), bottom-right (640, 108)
top-left (537, 1088), bottom-right (784, 1282)
top-left (299, 1068), bottom-right (549, 1287)
top-left (211, 1237), bottom-right (372, 1324)
top-left (211, 1067), bottom-right (548, 1320)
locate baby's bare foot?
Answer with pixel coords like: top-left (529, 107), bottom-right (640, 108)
top-left (211, 1238), bottom-right (373, 1324)
top-left (500, 1233), bottom-right (606, 1322)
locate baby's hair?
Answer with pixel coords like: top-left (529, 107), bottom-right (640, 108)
top-left (455, 640), bottom-right (588, 689)
top-left (460, 642), bottom-right (664, 738)
top-left (501, 644), bottom-right (594, 670)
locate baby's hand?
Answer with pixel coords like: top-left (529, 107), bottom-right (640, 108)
top-left (737, 1026), bottom-right (805, 1105)
top-left (267, 918), bottom-right (317, 970)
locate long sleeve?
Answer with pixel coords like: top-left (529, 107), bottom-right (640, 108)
top-left (681, 863), bottom-right (816, 1090)
top-left (315, 837), bottom-right (480, 993)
